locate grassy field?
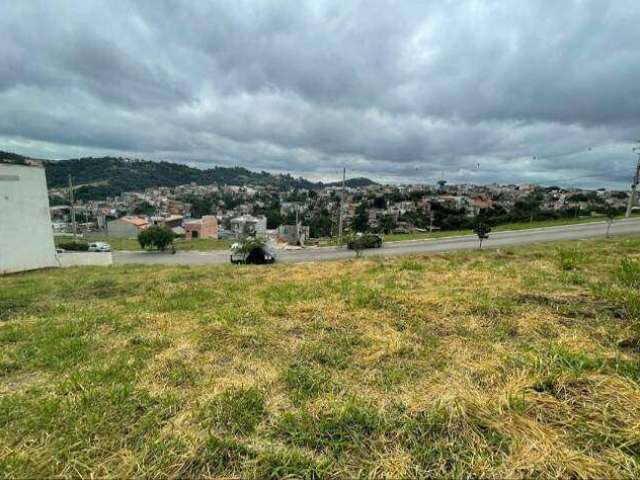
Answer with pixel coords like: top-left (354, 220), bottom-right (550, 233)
top-left (2, 237), bottom-right (640, 478)
top-left (55, 235), bottom-right (232, 251)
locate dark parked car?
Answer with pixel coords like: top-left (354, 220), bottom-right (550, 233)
top-left (230, 239), bottom-right (277, 264)
top-left (347, 233), bottom-right (383, 250)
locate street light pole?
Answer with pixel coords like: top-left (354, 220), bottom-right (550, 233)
top-left (68, 175), bottom-right (77, 241)
top-left (338, 167), bottom-right (346, 243)
top-left (625, 142), bottom-right (640, 218)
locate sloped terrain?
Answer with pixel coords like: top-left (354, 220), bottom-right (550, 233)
top-left (1, 238), bottom-right (640, 478)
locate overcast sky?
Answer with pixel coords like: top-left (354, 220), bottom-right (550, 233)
top-left (1, 1), bottom-right (639, 188)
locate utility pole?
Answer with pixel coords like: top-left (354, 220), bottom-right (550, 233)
top-left (626, 142), bottom-right (640, 218)
top-left (68, 175), bottom-right (77, 241)
top-left (338, 167), bottom-right (346, 243)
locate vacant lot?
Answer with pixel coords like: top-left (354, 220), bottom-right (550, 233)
top-left (2, 237), bottom-right (640, 478)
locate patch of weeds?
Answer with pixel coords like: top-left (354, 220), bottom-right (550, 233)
top-left (262, 282), bottom-right (318, 305)
top-left (185, 435), bottom-right (255, 476)
top-left (377, 362), bottom-right (421, 390)
top-left (398, 259), bottom-right (425, 272)
top-left (560, 271), bottom-right (588, 286)
top-left (592, 283), bottom-right (640, 320)
top-left (281, 365), bottom-right (336, 403)
top-left (251, 449), bottom-right (329, 480)
top-left (0, 298), bottom-right (31, 321)
top-left (128, 334), bottom-right (171, 352)
top-left (469, 292), bottom-right (515, 319)
top-left (300, 333), bottom-right (359, 369)
top-left (4, 320), bottom-right (95, 373)
top-left (396, 404), bottom-right (510, 475)
top-left (505, 392), bottom-right (528, 414)
top-left (156, 288), bottom-right (215, 312)
top-left (197, 324), bottom-right (267, 355)
top-left (548, 346), bottom-right (605, 374)
top-left (0, 359), bottom-right (19, 376)
top-left (0, 386), bottom-right (181, 461)
top-left (556, 247), bottom-right (586, 271)
top-left (491, 318), bottom-right (519, 340)
top-left (351, 285), bottom-right (383, 309)
top-left (84, 279), bottom-right (128, 298)
top-left (216, 307), bottom-right (262, 327)
top-left (616, 257), bottom-right (640, 288)
top-left (153, 358), bottom-right (198, 387)
top-left (202, 387), bottom-right (266, 435)
top-left (276, 398), bottom-right (382, 454)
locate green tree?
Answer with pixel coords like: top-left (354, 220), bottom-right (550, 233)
top-left (133, 201), bottom-right (155, 216)
top-left (473, 221), bottom-right (492, 249)
top-left (352, 202), bottom-right (369, 232)
top-left (138, 225), bottom-right (175, 251)
top-left (380, 214), bottom-right (397, 234)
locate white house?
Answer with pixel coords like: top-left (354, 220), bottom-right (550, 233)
top-left (0, 161), bottom-right (58, 274)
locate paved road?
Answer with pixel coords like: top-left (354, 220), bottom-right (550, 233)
top-left (113, 218), bottom-right (640, 266)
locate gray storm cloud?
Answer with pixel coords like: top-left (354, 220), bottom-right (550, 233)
top-left (1, 0), bottom-right (639, 187)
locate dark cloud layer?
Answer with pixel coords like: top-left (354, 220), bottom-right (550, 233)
top-left (1, 0), bottom-right (639, 187)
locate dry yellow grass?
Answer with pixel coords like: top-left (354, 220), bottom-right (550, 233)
top-left (1, 237), bottom-right (640, 478)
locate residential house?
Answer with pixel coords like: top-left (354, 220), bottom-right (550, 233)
top-left (106, 216), bottom-right (149, 238)
top-left (278, 224), bottom-right (310, 246)
top-left (184, 215), bottom-right (218, 239)
top-left (230, 215), bottom-right (267, 239)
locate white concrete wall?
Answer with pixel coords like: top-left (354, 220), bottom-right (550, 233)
top-left (0, 164), bottom-right (58, 274)
top-left (57, 252), bottom-right (113, 268)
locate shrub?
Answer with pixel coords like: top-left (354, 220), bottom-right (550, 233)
top-left (57, 240), bottom-right (89, 251)
top-left (138, 226), bottom-right (175, 251)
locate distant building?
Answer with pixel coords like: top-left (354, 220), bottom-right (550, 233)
top-left (230, 215), bottom-right (267, 239)
top-left (106, 216), bottom-right (149, 238)
top-left (278, 224), bottom-right (310, 246)
top-left (1, 161), bottom-right (57, 274)
top-left (184, 215), bottom-right (218, 239)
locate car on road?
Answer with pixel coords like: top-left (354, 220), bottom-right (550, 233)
top-left (88, 242), bottom-right (112, 252)
top-left (347, 233), bottom-right (383, 250)
top-left (230, 238), bottom-right (277, 264)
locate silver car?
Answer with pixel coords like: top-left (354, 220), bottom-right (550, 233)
top-left (88, 242), bottom-right (112, 252)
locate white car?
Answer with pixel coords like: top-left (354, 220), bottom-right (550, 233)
top-left (88, 242), bottom-right (112, 252)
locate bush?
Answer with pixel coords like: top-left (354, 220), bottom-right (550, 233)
top-left (138, 225), bottom-right (175, 251)
top-left (57, 241), bottom-right (89, 251)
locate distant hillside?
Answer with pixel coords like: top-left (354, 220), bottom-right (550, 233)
top-left (0, 151), bottom-right (377, 200)
top-left (326, 177), bottom-right (378, 188)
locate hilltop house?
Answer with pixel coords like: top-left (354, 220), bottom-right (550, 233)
top-left (230, 215), bottom-right (267, 239)
top-left (278, 224), bottom-right (310, 246)
top-left (106, 216), bottom-right (149, 238)
top-left (184, 215), bottom-right (218, 239)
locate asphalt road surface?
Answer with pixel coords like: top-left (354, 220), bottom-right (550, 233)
top-left (113, 218), bottom-right (640, 266)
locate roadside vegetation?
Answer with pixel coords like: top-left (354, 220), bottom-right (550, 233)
top-left (325, 214), bottom-right (635, 246)
top-left (55, 235), bottom-right (231, 252)
top-left (2, 237), bottom-right (640, 478)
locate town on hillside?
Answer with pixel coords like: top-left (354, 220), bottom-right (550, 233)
top-left (48, 176), bottom-right (631, 246)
